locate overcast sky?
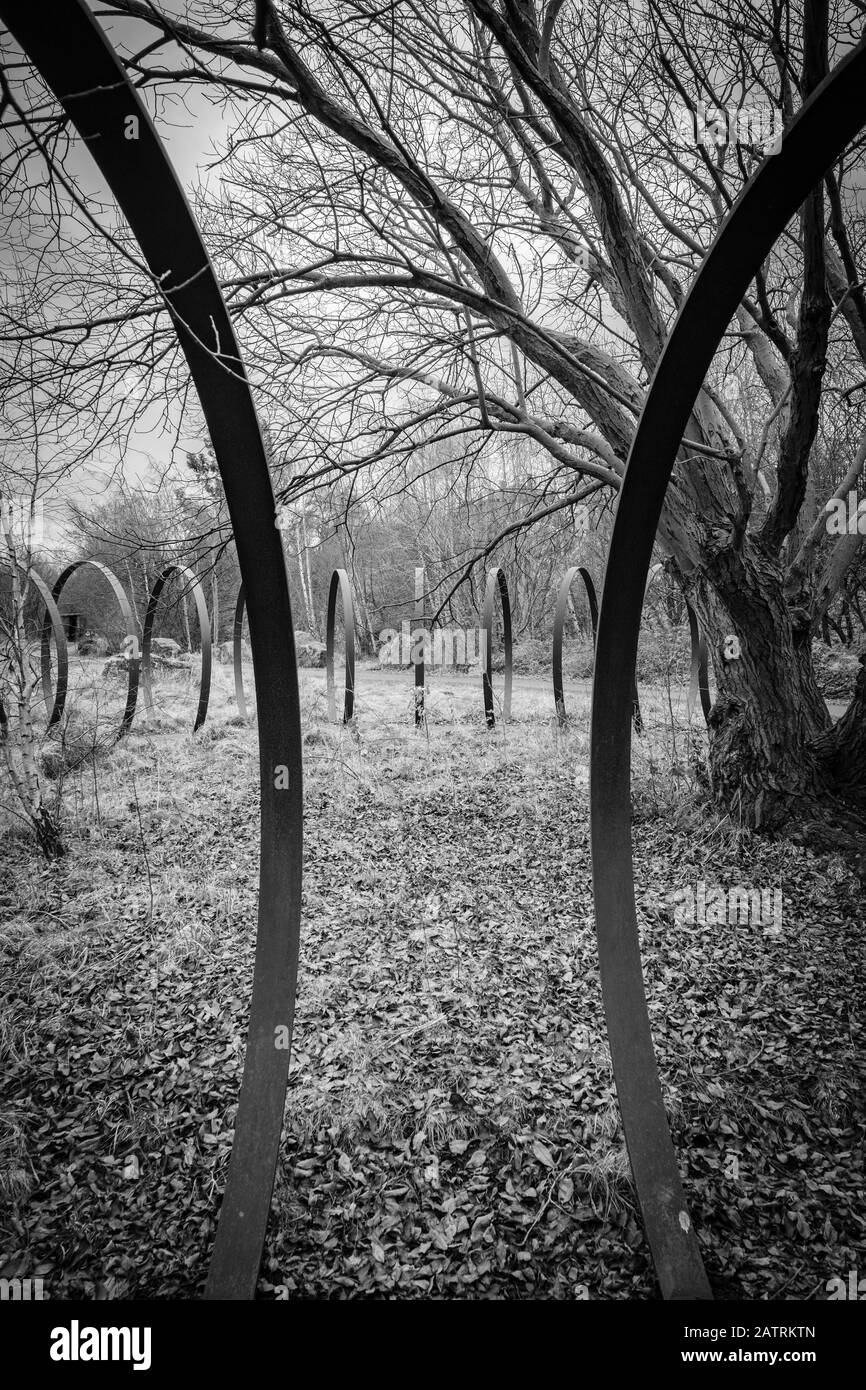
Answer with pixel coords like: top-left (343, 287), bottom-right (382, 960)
top-left (18, 6), bottom-right (234, 547)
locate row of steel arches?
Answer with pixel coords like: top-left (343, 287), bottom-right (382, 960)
top-left (6, 0), bottom-right (861, 1304)
top-left (2, 558), bottom-right (215, 739)
top-left (9, 556), bottom-right (710, 739)
top-left (324, 563), bottom-right (712, 728)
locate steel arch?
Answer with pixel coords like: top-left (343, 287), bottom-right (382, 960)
top-left (552, 565), bottom-right (598, 724)
top-left (211, 571), bottom-right (220, 647)
top-left (686, 606), bottom-right (712, 725)
top-left (482, 566), bottom-right (513, 728)
top-left (0, 562), bottom-right (69, 733)
top-left (142, 564), bottom-right (212, 732)
top-left (233, 583), bottom-right (252, 721)
top-left (590, 41), bottom-right (866, 1300)
top-left (30, 566), bottom-right (69, 727)
top-left (0, 0), bottom-right (305, 1300)
top-left (44, 559), bottom-right (139, 740)
top-left (414, 566), bottom-right (426, 727)
top-left (631, 563), bottom-right (710, 731)
top-left (325, 568), bottom-right (356, 723)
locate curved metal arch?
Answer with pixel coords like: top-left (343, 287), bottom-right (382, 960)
top-left (44, 559), bottom-right (139, 740)
top-left (1, 0), bottom-right (304, 1300)
top-left (0, 562), bottom-right (69, 732)
top-left (233, 583), bottom-right (252, 721)
top-left (142, 564), bottom-right (212, 732)
top-left (686, 606), bottom-right (713, 725)
top-left (590, 42), bottom-right (866, 1301)
top-left (210, 571), bottom-right (220, 647)
top-left (414, 565), bottom-right (425, 727)
top-left (482, 566), bottom-right (513, 728)
top-left (552, 565), bottom-right (598, 724)
top-left (325, 568), bottom-right (356, 723)
top-left (31, 565), bottom-right (69, 726)
top-left (632, 563), bottom-right (710, 731)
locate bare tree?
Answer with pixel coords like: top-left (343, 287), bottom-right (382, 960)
top-left (0, 490), bottom-right (64, 858)
top-left (3, 0), bottom-right (866, 862)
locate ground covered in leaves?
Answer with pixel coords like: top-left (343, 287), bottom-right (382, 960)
top-left (1, 672), bottom-right (864, 1299)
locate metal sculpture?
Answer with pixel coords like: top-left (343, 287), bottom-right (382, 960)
top-left (142, 564), bottom-right (212, 732)
top-left (589, 41), bottom-right (866, 1301)
top-left (211, 571), bottom-right (220, 647)
top-left (414, 566), bottom-right (425, 727)
top-left (631, 564), bottom-right (710, 731)
top-left (481, 566), bottom-right (513, 728)
top-left (1, 0), bottom-right (305, 1300)
top-left (0, 562), bottom-right (68, 732)
top-left (32, 568), bottom-right (69, 728)
top-left (325, 568), bottom-right (356, 723)
top-left (11, 0), bottom-right (860, 1316)
top-left (687, 608), bottom-right (713, 725)
top-left (233, 583), bottom-right (251, 721)
top-left (552, 566), bottom-right (599, 724)
top-left (45, 560), bottom-right (139, 740)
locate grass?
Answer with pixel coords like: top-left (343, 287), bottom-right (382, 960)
top-left (0, 656), bottom-right (863, 1299)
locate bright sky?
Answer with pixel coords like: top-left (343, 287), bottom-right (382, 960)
top-left (9, 6), bottom-right (235, 548)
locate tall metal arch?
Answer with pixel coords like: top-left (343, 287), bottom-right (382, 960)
top-left (687, 608), bottom-right (712, 725)
top-left (211, 571), bottom-right (220, 647)
top-left (552, 565), bottom-right (598, 724)
top-left (142, 564), bottom-right (212, 732)
top-left (325, 567), bottom-right (356, 723)
top-left (45, 559), bottom-right (139, 740)
top-left (233, 583), bottom-right (252, 721)
top-left (481, 566), bottom-right (513, 728)
top-left (0, 0), bottom-right (304, 1299)
top-left (0, 563), bottom-right (68, 733)
top-left (632, 563), bottom-right (710, 732)
top-left (414, 566), bottom-right (426, 727)
top-left (590, 41), bottom-right (866, 1300)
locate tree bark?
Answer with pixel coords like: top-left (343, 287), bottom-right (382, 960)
top-left (677, 538), bottom-right (866, 879)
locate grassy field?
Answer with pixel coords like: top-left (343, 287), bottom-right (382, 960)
top-left (1, 656), bottom-right (864, 1299)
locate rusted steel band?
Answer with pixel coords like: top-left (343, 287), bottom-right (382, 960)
top-left (1, 0), bottom-right (305, 1300)
top-left (697, 633), bottom-right (711, 723)
top-left (142, 564), bottom-right (212, 732)
top-left (233, 583), bottom-right (250, 720)
top-left (325, 568), bottom-right (355, 723)
top-left (631, 561), bottom-right (663, 733)
top-left (590, 42), bottom-right (866, 1301)
top-left (30, 565), bottom-right (69, 726)
top-left (552, 565), bottom-right (598, 723)
top-left (0, 562), bottom-right (68, 731)
top-left (211, 571), bottom-right (220, 645)
top-left (482, 566), bottom-right (512, 728)
top-left (414, 566), bottom-right (425, 726)
top-left (44, 559), bottom-right (139, 739)
top-left (685, 601), bottom-right (711, 723)
top-left (634, 566), bottom-right (710, 729)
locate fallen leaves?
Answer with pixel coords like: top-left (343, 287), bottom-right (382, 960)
top-left (1, 707), bottom-right (863, 1300)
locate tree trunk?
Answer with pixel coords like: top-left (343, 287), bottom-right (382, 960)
top-left (678, 538), bottom-right (866, 880)
top-left (0, 540), bottom-right (65, 860)
top-left (356, 576), bottom-right (377, 656)
top-left (295, 518), bottom-right (315, 634)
